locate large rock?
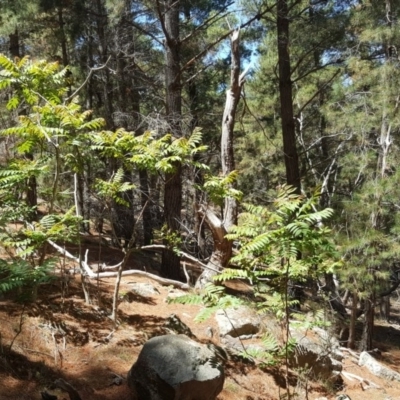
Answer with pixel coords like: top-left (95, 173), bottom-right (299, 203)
top-left (291, 336), bottom-right (338, 379)
top-left (128, 334), bottom-right (225, 400)
top-left (312, 327), bottom-right (344, 361)
top-left (215, 306), bottom-right (260, 337)
top-left (290, 328), bottom-right (343, 379)
top-left (359, 351), bottom-right (400, 381)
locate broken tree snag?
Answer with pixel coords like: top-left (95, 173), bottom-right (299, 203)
top-left (195, 206), bottom-right (232, 289)
top-left (221, 28), bottom-right (246, 229)
top-left (197, 29), bottom-right (248, 288)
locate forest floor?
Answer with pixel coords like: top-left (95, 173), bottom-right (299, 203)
top-left (1, 239), bottom-right (400, 399)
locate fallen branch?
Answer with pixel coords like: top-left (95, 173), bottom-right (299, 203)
top-left (141, 244), bottom-right (220, 273)
top-left (47, 240), bottom-right (190, 289)
top-left (339, 347), bottom-right (360, 358)
top-left (341, 371), bottom-right (380, 389)
top-left (47, 240), bottom-right (95, 276)
top-left (98, 269), bottom-right (190, 289)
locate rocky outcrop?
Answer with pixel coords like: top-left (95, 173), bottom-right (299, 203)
top-left (128, 334), bottom-right (225, 400)
top-left (215, 306), bottom-right (261, 337)
top-left (359, 351), bottom-right (400, 381)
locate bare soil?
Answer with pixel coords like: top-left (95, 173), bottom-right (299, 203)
top-left (1, 240), bottom-right (400, 400)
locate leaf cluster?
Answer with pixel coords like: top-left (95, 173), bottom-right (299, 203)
top-left (0, 258), bottom-right (55, 297)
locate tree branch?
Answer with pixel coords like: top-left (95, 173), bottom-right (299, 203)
top-left (181, 5), bottom-right (275, 72)
top-left (65, 56), bottom-right (111, 102)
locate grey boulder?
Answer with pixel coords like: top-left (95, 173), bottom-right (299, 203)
top-left (359, 351), bottom-right (400, 381)
top-left (290, 328), bottom-right (343, 379)
top-left (128, 334), bottom-right (225, 400)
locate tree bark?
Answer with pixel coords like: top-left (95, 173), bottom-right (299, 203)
top-left (360, 296), bottom-right (375, 351)
top-left (57, 5), bottom-right (69, 67)
top-left (195, 206), bottom-right (233, 287)
top-left (277, 0), bottom-right (301, 193)
top-left (9, 28), bottom-right (20, 59)
top-left (348, 292), bottom-right (358, 349)
top-left (221, 29), bottom-right (242, 228)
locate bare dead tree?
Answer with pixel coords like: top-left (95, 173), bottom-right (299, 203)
top-left (196, 29), bottom-right (248, 288)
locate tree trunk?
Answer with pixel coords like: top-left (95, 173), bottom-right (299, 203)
top-left (360, 296), bottom-right (375, 351)
top-left (9, 28), bottom-right (20, 59)
top-left (184, 6), bottom-right (206, 258)
top-left (57, 5), bottom-right (69, 67)
top-left (221, 29), bottom-right (242, 228)
top-left (348, 292), bottom-right (358, 349)
top-left (163, 167), bottom-right (183, 281)
top-left (96, 0), bottom-right (114, 129)
top-left (277, 0), bottom-right (301, 193)
top-left (195, 206), bottom-right (233, 288)
top-left (379, 295), bottom-right (390, 321)
top-left (196, 30), bottom-right (246, 287)
top-left (161, 0), bottom-right (183, 281)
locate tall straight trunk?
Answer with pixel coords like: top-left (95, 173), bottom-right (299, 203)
top-left (183, 8), bottom-right (207, 258)
top-left (113, 0), bottom-right (150, 246)
top-left (96, 0), bottom-right (114, 129)
top-left (161, 0), bottom-right (183, 281)
top-left (57, 5), bottom-right (69, 67)
top-left (277, 0), bottom-right (300, 193)
top-left (120, 0), bottom-right (152, 245)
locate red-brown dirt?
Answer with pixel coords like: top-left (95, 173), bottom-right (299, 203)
top-left (1, 240), bottom-right (400, 400)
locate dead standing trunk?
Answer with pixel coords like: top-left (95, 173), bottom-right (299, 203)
top-left (196, 29), bottom-right (246, 287)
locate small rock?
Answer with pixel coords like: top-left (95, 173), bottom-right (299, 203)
top-left (205, 327), bottom-right (214, 338)
top-left (215, 306), bottom-right (260, 337)
top-left (164, 314), bottom-right (194, 337)
top-left (130, 283), bottom-right (160, 297)
top-left (165, 290), bottom-right (186, 302)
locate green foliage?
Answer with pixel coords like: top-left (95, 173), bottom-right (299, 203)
top-left (94, 168), bottom-right (135, 207)
top-left (174, 187), bottom-right (337, 367)
top-left (155, 224), bottom-right (183, 253)
top-left (223, 185), bottom-right (338, 290)
top-left (0, 258), bottom-right (55, 297)
top-left (0, 57), bottom-right (94, 298)
top-left (202, 171), bottom-right (242, 206)
top-left (91, 127), bottom-right (209, 174)
top-left (0, 54), bottom-right (68, 108)
top-left (168, 282), bottom-right (243, 323)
